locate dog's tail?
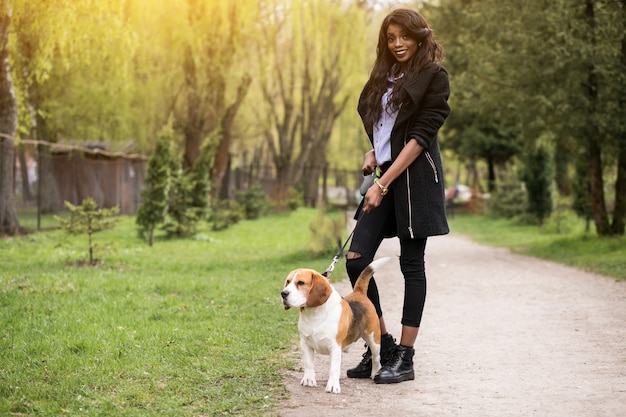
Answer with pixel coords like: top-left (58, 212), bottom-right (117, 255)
top-left (353, 257), bottom-right (390, 294)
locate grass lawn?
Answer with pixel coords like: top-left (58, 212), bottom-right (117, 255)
top-left (448, 212), bottom-right (626, 280)
top-left (1, 208), bottom-right (341, 416)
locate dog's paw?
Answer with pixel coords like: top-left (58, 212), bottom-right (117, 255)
top-left (300, 375), bottom-right (317, 388)
top-left (325, 380), bottom-right (341, 394)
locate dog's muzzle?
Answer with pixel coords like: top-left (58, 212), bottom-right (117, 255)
top-left (281, 290), bottom-right (291, 310)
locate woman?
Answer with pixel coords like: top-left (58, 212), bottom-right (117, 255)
top-left (345, 8), bottom-right (450, 384)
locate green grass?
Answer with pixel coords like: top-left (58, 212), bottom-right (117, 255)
top-left (448, 212), bottom-right (626, 280)
top-left (1, 208), bottom-right (339, 416)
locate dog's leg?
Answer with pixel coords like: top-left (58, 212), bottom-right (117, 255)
top-left (363, 333), bottom-right (381, 378)
top-left (300, 338), bottom-right (317, 388)
top-left (326, 344), bottom-right (342, 393)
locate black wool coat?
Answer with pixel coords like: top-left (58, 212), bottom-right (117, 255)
top-left (357, 62), bottom-right (451, 239)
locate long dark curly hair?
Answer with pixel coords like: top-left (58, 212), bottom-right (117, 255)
top-left (363, 9), bottom-right (443, 132)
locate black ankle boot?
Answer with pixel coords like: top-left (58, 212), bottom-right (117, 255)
top-left (347, 333), bottom-right (396, 379)
top-left (374, 344), bottom-right (415, 384)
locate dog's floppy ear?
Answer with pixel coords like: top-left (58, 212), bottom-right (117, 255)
top-left (306, 271), bottom-right (331, 307)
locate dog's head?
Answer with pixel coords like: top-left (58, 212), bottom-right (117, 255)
top-left (280, 269), bottom-right (331, 310)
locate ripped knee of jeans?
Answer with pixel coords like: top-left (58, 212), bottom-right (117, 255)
top-left (346, 252), bottom-right (371, 285)
top-left (346, 251), bottom-right (362, 260)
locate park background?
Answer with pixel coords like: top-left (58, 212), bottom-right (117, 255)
top-left (0, 0), bottom-right (625, 415)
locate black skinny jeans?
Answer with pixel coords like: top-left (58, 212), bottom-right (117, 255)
top-left (346, 189), bottom-right (428, 328)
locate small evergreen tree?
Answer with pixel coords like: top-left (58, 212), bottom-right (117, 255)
top-left (522, 146), bottom-right (554, 225)
top-left (488, 174), bottom-right (527, 218)
top-left (162, 157), bottom-right (199, 237)
top-left (57, 198), bottom-right (119, 265)
top-left (136, 126), bottom-right (174, 246)
top-left (188, 138), bottom-right (215, 220)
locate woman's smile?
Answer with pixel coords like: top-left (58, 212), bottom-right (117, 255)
top-left (387, 23), bottom-right (418, 64)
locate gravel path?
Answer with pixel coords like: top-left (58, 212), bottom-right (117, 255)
top-left (279, 231), bottom-right (626, 417)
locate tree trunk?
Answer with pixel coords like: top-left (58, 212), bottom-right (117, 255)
top-left (182, 45), bottom-right (203, 172)
top-left (611, 3), bottom-right (626, 236)
top-left (585, 0), bottom-right (611, 236)
top-left (0, 10), bottom-right (21, 235)
top-left (211, 75), bottom-right (251, 201)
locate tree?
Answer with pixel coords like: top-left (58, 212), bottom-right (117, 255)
top-left (0, 1), bottom-right (19, 235)
top-left (522, 146), bottom-right (554, 225)
top-left (435, 0), bottom-right (626, 235)
top-left (57, 197), bottom-right (119, 265)
top-left (136, 127), bottom-right (174, 246)
top-left (251, 0), bottom-right (367, 207)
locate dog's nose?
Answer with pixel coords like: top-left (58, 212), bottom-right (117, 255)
top-left (281, 290), bottom-right (289, 299)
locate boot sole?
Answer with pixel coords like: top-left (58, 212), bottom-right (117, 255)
top-left (346, 371), bottom-right (372, 379)
top-left (373, 371), bottom-right (415, 384)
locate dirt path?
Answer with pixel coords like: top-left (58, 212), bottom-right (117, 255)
top-left (279, 232), bottom-right (626, 417)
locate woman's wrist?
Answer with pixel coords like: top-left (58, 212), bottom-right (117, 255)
top-left (374, 178), bottom-right (388, 196)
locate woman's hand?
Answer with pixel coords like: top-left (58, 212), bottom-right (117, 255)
top-left (362, 150), bottom-right (377, 175)
top-left (362, 183), bottom-right (385, 213)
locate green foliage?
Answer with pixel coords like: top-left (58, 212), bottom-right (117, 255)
top-left (487, 176), bottom-right (527, 219)
top-left (136, 127), bottom-right (174, 246)
top-left (234, 184), bottom-right (271, 220)
top-left (56, 197), bottom-right (119, 265)
top-left (287, 187), bottom-right (304, 211)
top-left (208, 199), bottom-right (245, 231)
top-left (189, 138), bottom-right (215, 219)
top-left (162, 160), bottom-right (201, 238)
top-left (433, 0), bottom-right (625, 235)
top-left (307, 208), bottom-right (345, 257)
top-left (521, 146), bottom-right (554, 225)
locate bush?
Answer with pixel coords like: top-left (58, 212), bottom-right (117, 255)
top-left (208, 200), bottom-right (245, 231)
top-left (286, 187), bottom-right (304, 211)
top-left (488, 177), bottom-right (527, 218)
top-left (235, 184), bottom-right (271, 220)
top-left (308, 209), bottom-right (345, 257)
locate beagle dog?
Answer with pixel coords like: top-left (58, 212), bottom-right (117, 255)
top-left (281, 258), bottom-right (388, 393)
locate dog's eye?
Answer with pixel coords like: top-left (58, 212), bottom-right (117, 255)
top-left (297, 281), bottom-right (305, 286)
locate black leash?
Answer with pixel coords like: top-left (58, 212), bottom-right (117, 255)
top-left (321, 170), bottom-right (377, 279)
top-left (321, 228), bottom-right (356, 279)
top-left (321, 205), bottom-right (368, 279)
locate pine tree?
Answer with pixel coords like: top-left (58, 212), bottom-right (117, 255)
top-left (57, 197), bottom-right (119, 265)
top-left (136, 127), bottom-right (174, 246)
top-left (522, 146), bottom-right (554, 226)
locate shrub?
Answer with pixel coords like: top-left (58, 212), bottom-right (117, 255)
top-left (56, 197), bottom-right (119, 265)
top-left (208, 200), bottom-right (245, 231)
top-left (235, 184), bottom-right (271, 220)
top-left (308, 209), bottom-right (345, 257)
top-left (488, 176), bottom-right (527, 218)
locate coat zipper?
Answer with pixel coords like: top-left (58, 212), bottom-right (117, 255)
top-left (425, 151), bottom-right (439, 183)
top-left (404, 128), bottom-right (415, 239)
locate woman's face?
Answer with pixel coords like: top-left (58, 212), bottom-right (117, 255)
top-left (386, 23), bottom-right (419, 65)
